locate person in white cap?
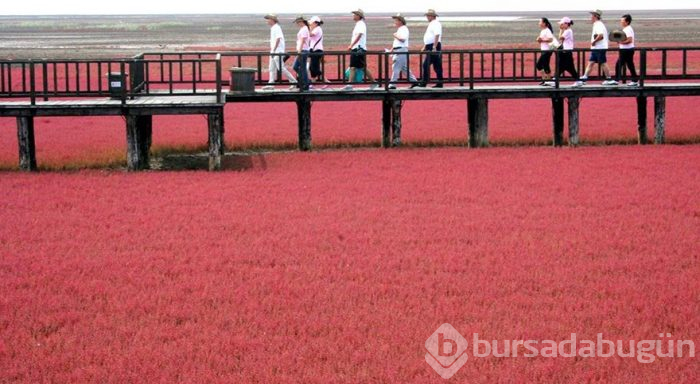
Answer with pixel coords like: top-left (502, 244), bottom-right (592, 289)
top-left (611, 14), bottom-right (639, 86)
top-left (308, 16), bottom-right (331, 88)
top-left (557, 17), bottom-right (579, 80)
top-left (414, 9), bottom-right (443, 88)
top-left (574, 9), bottom-right (615, 87)
top-left (342, 9), bottom-right (378, 91)
top-left (388, 14), bottom-right (418, 89)
top-left (262, 14), bottom-right (297, 91)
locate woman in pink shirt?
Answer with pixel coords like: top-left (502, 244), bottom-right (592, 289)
top-left (292, 16), bottom-right (311, 90)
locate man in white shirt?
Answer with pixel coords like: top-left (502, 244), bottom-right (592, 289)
top-left (415, 9), bottom-right (444, 88)
top-left (388, 14), bottom-right (418, 89)
top-left (612, 14), bottom-right (639, 86)
top-left (262, 14), bottom-right (297, 91)
top-left (574, 9), bottom-right (615, 87)
top-left (343, 9), bottom-right (377, 91)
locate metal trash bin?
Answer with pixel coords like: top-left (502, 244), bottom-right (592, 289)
top-left (107, 72), bottom-right (128, 99)
top-left (229, 67), bottom-right (257, 93)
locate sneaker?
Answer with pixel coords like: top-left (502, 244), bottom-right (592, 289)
top-left (602, 79), bottom-right (619, 86)
top-left (627, 81), bottom-right (640, 87)
top-left (289, 85), bottom-right (297, 90)
top-left (544, 81), bottom-right (556, 87)
top-left (369, 83), bottom-right (379, 90)
top-left (388, 85), bottom-right (397, 90)
top-left (572, 81), bottom-right (585, 88)
top-left (410, 83), bottom-right (425, 89)
top-left (261, 85), bottom-right (275, 91)
top-left (308, 84), bottom-right (315, 90)
top-left (341, 85), bottom-right (353, 91)
top-left (432, 83), bottom-right (444, 88)
top-left (578, 76), bottom-right (588, 82)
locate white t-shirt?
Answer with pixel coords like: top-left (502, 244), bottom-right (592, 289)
top-left (561, 29), bottom-right (575, 50)
top-left (393, 25), bottom-right (410, 49)
top-left (423, 19), bottom-right (442, 45)
top-left (310, 26), bottom-right (324, 51)
top-left (351, 20), bottom-right (367, 49)
top-left (591, 20), bottom-right (609, 49)
top-left (620, 25), bottom-right (635, 49)
top-left (269, 24), bottom-right (285, 53)
top-left (539, 28), bottom-right (554, 51)
top-left (297, 26), bottom-right (310, 51)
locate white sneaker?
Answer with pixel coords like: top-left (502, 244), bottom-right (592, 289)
top-left (627, 81), bottom-right (640, 87)
top-left (341, 85), bottom-right (353, 91)
top-left (573, 81), bottom-right (585, 87)
top-left (578, 76), bottom-right (588, 82)
top-left (261, 85), bottom-right (275, 91)
top-left (369, 83), bottom-right (379, 90)
top-left (544, 81), bottom-right (556, 87)
top-left (289, 85), bottom-right (297, 90)
top-left (602, 79), bottom-right (619, 86)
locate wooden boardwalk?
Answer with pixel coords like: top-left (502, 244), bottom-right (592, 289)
top-left (1, 47), bottom-right (699, 172)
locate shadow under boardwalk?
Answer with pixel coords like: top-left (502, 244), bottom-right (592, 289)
top-left (158, 152), bottom-right (269, 171)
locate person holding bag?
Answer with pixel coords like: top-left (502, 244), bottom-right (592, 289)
top-left (308, 16), bottom-right (331, 88)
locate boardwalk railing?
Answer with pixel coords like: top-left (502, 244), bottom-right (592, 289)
top-left (142, 46), bottom-right (700, 90)
top-left (1, 47), bottom-right (698, 102)
top-left (0, 54), bottom-right (223, 104)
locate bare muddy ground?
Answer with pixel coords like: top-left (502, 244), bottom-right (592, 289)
top-left (1, 10), bottom-right (699, 59)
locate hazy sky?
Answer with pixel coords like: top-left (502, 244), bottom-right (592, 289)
top-left (2, 0), bottom-right (699, 15)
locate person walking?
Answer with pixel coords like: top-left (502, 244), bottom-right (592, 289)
top-left (342, 9), bottom-right (378, 91)
top-left (262, 14), bottom-right (297, 91)
top-left (536, 17), bottom-right (556, 86)
top-left (388, 13), bottom-right (418, 89)
top-left (611, 14), bottom-right (639, 86)
top-left (557, 17), bottom-right (579, 80)
top-left (415, 9), bottom-right (444, 88)
top-left (574, 9), bottom-right (615, 86)
top-left (308, 16), bottom-right (331, 88)
top-left (292, 15), bottom-right (311, 91)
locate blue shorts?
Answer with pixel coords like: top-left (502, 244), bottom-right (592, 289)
top-left (589, 50), bottom-right (607, 64)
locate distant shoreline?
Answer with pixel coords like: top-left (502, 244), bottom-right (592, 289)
top-left (2, 9), bottom-right (700, 18)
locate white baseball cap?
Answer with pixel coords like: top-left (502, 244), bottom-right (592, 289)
top-left (558, 17), bottom-right (572, 25)
top-left (309, 16), bottom-right (321, 24)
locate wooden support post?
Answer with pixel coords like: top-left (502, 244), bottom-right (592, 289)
top-left (382, 99), bottom-right (391, 148)
top-left (296, 99), bottom-right (312, 151)
top-left (552, 97), bottom-right (565, 147)
top-left (468, 98), bottom-right (489, 148)
top-left (654, 96), bottom-right (666, 144)
top-left (567, 97), bottom-right (580, 147)
top-left (125, 115), bottom-right (152, 171)
top-left (391, 100), bottom-right (403, 147)
top-left (208, 108), bottom-right (225, 171)
top-left (637, 96), bottom-right (648, 145)
top-left (17, 116), bottom-right (37, 172)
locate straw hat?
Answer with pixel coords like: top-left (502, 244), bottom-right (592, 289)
top-left (352, 9), bottom-right (365, 18)
top-left (293, 15), bottom-right (307, 23)
top-left (264, 14), bottom-right (279, 23)
top-left (425, 9), bottom-right (439, 17)
top-left (590, 9), bottom-right (603, 18)
top-left (392, 13), bottom-right (406, 25)
top-left (609, 29), bottom-right (628, 42)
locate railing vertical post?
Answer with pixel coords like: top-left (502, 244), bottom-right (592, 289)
top-left (216, 54), bottom-right (222, 103)
top-left (384, 51), bottom-right (390, 90)
top-left (120, 61), bottom-right (126, 106)
top-left (640, 49), bottom-right (647, 87)
top-left (42, 61), bottom-right (49, 101)
top-left (554, 50), bottom-right (560, 89)
top-left (29, 60), bottom-right (36, 106)
top-left (661, 49), bottom-right (667, 77)
top-left (469, 53), bottom-right (474, 90)
top-left (459, 53), bottom-right (464, 87)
